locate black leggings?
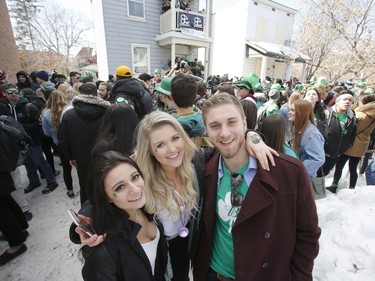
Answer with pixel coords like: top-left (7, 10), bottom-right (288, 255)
top-left (168, 235), bottom-right (190, 281)
top-left (59, 152), bottom-right (73, 191)
top-left (333, 154), bottom-right (361, 187)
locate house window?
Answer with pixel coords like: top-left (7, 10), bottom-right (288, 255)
top-left (128, 0), bottom-right (145, 18)
top-left (132, 44), bottom-right (150, 74)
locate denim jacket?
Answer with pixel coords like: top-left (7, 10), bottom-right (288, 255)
top-left (42, 109), bottom-right (58, 144)
top-left (298, 122), bottom-right (325, 179)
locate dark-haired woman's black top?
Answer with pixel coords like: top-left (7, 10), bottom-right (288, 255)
top-left (81, 217), bottom-right (167, 281)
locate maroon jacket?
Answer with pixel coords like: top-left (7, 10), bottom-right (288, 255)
top-left (193, 153), bottom-right (321, 281)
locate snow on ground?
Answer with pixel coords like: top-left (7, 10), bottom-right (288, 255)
top-left (0, 161), bottom-right (374, 280)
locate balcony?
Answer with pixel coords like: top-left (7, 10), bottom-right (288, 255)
top-left (156, 7), bottom-right (211, 48)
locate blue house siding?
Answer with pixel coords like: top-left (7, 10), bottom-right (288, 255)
top-left (102, 0), bottom-right (170, 75)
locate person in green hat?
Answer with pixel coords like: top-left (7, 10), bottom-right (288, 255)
top-left (236, 78), bottom-right (257, 103)
top-left (153, 69), bottom-right (162, 84)
top-left (155, 76), bottom-right (176, 116)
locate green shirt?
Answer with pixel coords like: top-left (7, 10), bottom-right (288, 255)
top-left (209, 160), bottom-right (249, 279)
top-left (337, 112), bottom-right (348, 135)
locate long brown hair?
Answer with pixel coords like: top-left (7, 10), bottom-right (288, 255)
top-left (290, 100), bottom-right (315, 152)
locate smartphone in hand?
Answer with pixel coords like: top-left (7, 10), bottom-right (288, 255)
top-left (68, 209), bottom-right (96, 237)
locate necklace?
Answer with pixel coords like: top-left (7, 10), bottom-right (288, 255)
top-left (171, 189), bottom-right (189, 238)
top-left (176, 111), bottom-right (196, 118)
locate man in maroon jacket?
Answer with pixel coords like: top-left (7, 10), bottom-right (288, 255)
top-left (193, 93), bottom-right (321, 281)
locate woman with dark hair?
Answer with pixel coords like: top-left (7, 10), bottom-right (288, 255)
top-left (259, 114), bottom-right (297, 158)
top-left (329, 94), bottom-right (375, 191)
top-left (241, 99), bottom-right (257, 130)
top-left (81, 151), bottom-right (168, 280)
top-left (303, 88), bottom-right (326, 135)
top-left (92, 103), bottom-right (139, 158)
top-left (289, 100), bottom-right (325, 179)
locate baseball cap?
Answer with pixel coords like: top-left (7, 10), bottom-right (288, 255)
top-left (116, 65), bottom-right (133, 77)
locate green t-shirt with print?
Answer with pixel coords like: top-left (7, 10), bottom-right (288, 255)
top-left (210, 160), bottom-right (249, 279)
top-left (337, 113), bottom-right (348, 135)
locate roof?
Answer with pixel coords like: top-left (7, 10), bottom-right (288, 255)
top-left (245, 41), bottom-right (311, 63)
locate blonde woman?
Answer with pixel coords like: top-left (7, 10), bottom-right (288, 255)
top-left (133, 111), bottom-right (200, 281)
top-left (57, 82), bottom-right (75, 104)
top-left (42, 91), bottom-right (75, 198)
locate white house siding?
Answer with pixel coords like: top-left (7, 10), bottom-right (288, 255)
top-left (211, 0), bottom-right (249, 77)
top-left (211, 0), bottom-right (295, 78)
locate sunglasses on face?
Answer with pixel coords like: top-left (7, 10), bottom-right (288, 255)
top-left (231, 173), bottom-right (244, 207)
top-left (6, 89), bottom-right (19, 95)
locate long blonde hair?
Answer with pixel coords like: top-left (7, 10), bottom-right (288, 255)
top-left (133, 111), bottom-right (197, 217)
top-left (47, 90), bottom-right (67, 130)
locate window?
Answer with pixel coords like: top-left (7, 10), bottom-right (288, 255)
top-left (132, 44), bottom-right (150, 74)
top-left (128, 0), bottom-right (145, 18)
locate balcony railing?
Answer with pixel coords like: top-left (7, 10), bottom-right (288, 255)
top-left (160, 7), bottom-right (208, 39)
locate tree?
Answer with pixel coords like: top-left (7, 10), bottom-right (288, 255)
top-left (295, 0), bottom-right (375, 82)
top-left (7, 0), bottom-right (93, 74)
top-left (7, 0), bottom-right (42, 51)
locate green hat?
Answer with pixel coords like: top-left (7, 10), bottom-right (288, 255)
top-left (154, 69), bottom-right (161, 74)
top-left (317, 77), bottom-right (327, 85)
top-left (271, 83), bottom-right (282, 92)
top-left (254, 83), bottom-right (263, 91)
top-left (356, 80), bottom-right (367, 89)
top-left (295, 84), bottom-right (304, 92)
top-left (236, 79), bottom-right (252, 90)
top-left (155, 77), bottom-right (172, 96)
top-left (236, 73), bottom-right (259, 90)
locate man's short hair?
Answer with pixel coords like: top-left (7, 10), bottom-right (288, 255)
top-left (171, 74), bottom-right (197, 108)
top-left (202, 93), bottom-right (245, 125)
top-left (69, 71), bottom-right (80, 78)
top-left (79, 83), bottom-right (97, 96)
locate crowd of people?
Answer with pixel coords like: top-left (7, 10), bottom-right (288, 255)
top-left (1, 63), bottom-right (374, 280)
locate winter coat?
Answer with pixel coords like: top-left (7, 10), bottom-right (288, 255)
top-left (193, 152), bottom-right (321, 281)
top-left (81, 215), bottom-right (168, 281)
top-left (112, 78), bottom-right (153, 119)
top-left (4, 97), bottom-right (40, 146)
top-left (322, 106), bottom-right (357, 157)
top-left (58, 95), bottom-right (110, 165)
top-left (345, 101), bottom-right (375, 157)
top-left (0, 171), bottom-right (15, 196)
top-left (16, 70), bottom-right (38, 91)
top-left (297, 121), bottom-right (325, 179)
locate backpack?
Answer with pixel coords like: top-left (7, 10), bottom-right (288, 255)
top-left (0, 115), bottom-right (32, 172)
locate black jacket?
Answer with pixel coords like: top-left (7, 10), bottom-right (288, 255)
top-left (4, 97), bottom-right (40, 146)
top-left (81, 216), bottom-right (168, 281)
top-left (0, 171), bottom-right (15, 196)
top-left (58, 95), bottom-right (110, 165)
top-left (323, 107), bottom-right (357, 157)
top-left (16, 70), bottom-right (38, 91)
top-left (112, 78), bottom-right (153, 119)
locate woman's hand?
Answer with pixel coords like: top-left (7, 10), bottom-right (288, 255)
top-left (75, 227), bottom-right (106, 247)
top-left (245, 131), bottom-right (279, 171)
top-left (75, 214), bottom-right (106, 247)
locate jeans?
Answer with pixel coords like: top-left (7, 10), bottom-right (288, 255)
top-left (365, 160), bottom-right (375, 185)
top-left (24, 145), bottom-right (55, 184)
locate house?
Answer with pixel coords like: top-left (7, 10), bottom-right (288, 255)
top-left (211, 0), bottom-right (309, 80)
top-left (91, 0), bottom-right (212, 80)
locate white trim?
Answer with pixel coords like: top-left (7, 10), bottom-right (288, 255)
top-left (127, 0), bottom-right (145, 19)
top-left (131, 43), bottom-right (150, 75)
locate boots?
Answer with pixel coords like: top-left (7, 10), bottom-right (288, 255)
top-left (326, 183), bottom-right (338, 194)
